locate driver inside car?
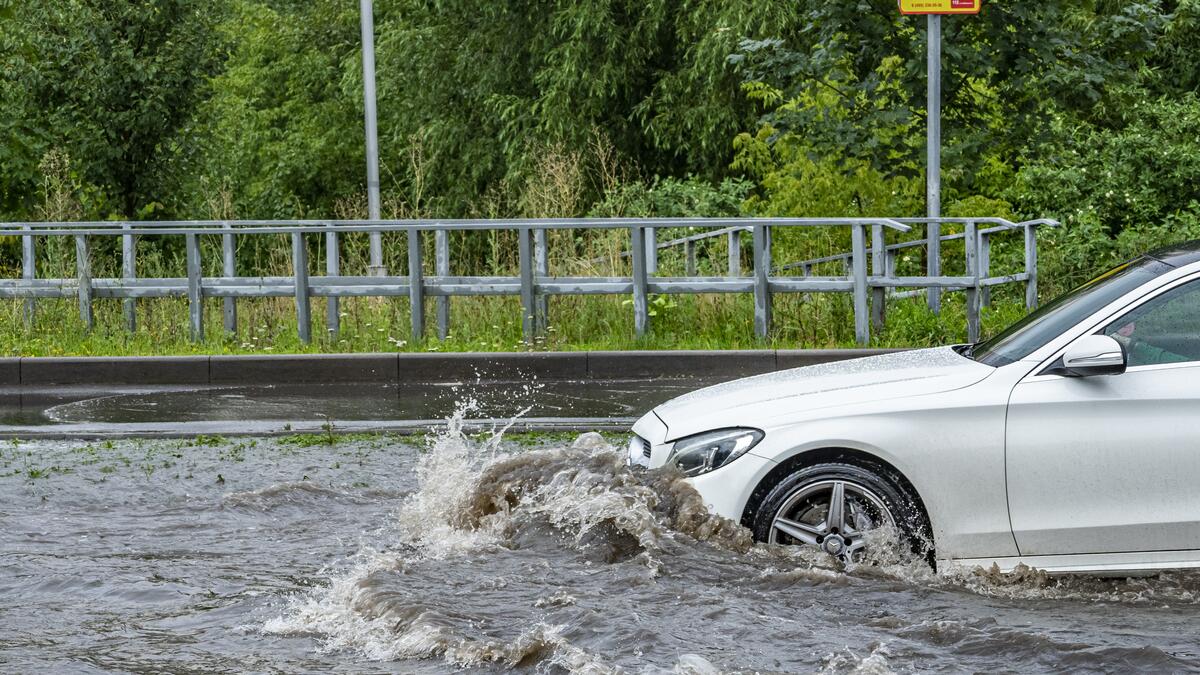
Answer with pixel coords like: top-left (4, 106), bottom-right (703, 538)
top-left (1108, 320), bottom-right (1191, 366)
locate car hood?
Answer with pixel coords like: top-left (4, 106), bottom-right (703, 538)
top-left (652, 347), bottom-right (994, 440)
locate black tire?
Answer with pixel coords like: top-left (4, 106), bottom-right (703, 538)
top-left (750, 461), bottom-right (932, 564)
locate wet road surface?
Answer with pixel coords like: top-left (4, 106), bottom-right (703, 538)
top-left (0, 379), bottom-right (716, 437)
top-left (3, 420), bottom-right (1200, 673)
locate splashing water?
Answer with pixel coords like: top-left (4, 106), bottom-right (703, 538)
top-left (257, 403), bottom-right (1200, 672)
top-left (263, 401), bottom-right (759, 670)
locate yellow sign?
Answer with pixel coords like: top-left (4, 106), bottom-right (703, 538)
top-left (898, 0), bottom-right (981, 14)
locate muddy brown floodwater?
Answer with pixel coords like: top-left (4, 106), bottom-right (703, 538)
top-left (3, 410), bottom-right (1200, 673)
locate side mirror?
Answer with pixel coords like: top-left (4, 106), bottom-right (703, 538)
top-left (1058, 334), bottom-right (1127, 377)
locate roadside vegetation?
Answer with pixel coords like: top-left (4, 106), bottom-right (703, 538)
top-left (2, 2), bottom-right (1199, 355)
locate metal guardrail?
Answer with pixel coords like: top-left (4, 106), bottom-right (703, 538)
top-left (596, 225), bottom-right (751, 276)
top-left (602, 217), bottom-right (1057, 341)
top-left (777, 218), bottom-right (1059, 330)
top-left (0, 217), bottom-right (1054, 346)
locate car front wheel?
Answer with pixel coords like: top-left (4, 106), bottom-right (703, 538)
top-left (751, 461), bottom-right (929, 565)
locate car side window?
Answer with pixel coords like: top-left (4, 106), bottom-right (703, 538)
top-left (1103, 278), bottom-right (1200, 367)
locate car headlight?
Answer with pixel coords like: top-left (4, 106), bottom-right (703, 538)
top-left (669, 428), bottom-right (764, 477)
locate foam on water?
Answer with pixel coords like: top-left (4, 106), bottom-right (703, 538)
top-left (819, 644), bottom-right (896, 675)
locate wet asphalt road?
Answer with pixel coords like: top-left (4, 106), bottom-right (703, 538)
top-left (0, 378), bottom-right (718, 437)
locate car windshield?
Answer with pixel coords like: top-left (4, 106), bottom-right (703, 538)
top-left (971, 256), bottom-right (1170, 367)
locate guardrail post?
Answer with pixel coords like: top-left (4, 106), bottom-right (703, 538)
top-left (979, 232), bottom-right (992, 307)
top-left (185, 232), bottom-right (203, 342)
top-left (928, 220), bottom-right (942, 314)
top-left (222, 223), bottom-right (237, 335)
top-left (685, 239), bottom-right (697, 276)
top-left (631, 224), bottom-right (649, 337)
top-left (435, 227), bottom-right (451, 339)
top-left (964, 220), bottom-right (980, 343)
top-left (518, 226), bottom-right (536, 341)
top-left (851, 224), bottom-right (869, 345)
top-left (408, 227), bottom-right (425, 339)
top-left (533, 227), bottom-right (548, 333)
top-left (752, 223), bottom-right (772, 338)
top-left (727, 229), bottom-right (741, 276)
top-left (870, 224), bottom-right (886, 332)
top-left (75, 234), bottom-right (93, 331)
top-left (1024, 223), bottom-right (1038, 310)
top-left (21, 226), bottom-right (35, 327)
top-left (325, 223), bottom-right (339, 338)
top-left (644, 227), bottom-right (657, 274)
top-left (121, 224), bottom-right (136, 332)
top-left (293, 231), bottom-right (311, 344)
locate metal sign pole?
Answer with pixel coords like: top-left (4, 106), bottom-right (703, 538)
top-left (926, 13), bottom-right (942, 314)
top-left (359, 0), bottom-right (385, 276)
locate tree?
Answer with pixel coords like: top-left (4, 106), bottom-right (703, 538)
top-left (1, 0), bottom-right (226, 218)
top-left (366, 0), bottom-right (804, 214)
top-left (730, 1), bottom-right (1174, 194)
top-left (183, 0), bottom-right (363, 219)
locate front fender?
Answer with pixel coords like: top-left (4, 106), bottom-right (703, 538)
top-left (745, 399), bottom-right (1015, 561)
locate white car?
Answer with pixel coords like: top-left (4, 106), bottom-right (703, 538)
top-left (630, 243), bottom-right (1200, 574)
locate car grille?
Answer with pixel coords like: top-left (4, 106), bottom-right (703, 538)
top-left (639, 436), bottom-right (652, 458)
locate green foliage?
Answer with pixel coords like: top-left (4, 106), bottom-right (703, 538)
top-left (1144, 0), bottom-right (1200, 95)
top-left (590, 176), bottom-right (751, 218)
top-left (729, 2), bottom-right (1176, 192)
top-left (1012, 93), bottom-right (1200, 235)
top-left (5, 0), bottom-right (1200, 355)
top-left (164, 0), bottom-right (801, 218)
top-left (733, 127), bottom-right (924, 218)
top-left (1010, 93), bottom-right (1200, 292)
top-left (184, 0), bottom-right (363, 218)
top-left (1, 0), bottom-right (226, 218)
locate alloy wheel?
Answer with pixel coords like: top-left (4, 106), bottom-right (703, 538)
top-left (767, 479), bottom-right (895, 562)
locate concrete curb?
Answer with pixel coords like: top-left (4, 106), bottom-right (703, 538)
top-left (2, 349), bottom-right (903, 388)
top-left (210, 353), bottom-right (399, 384)
top-left (20, 356), bottom-right (210, 386)
top-left (0, 358), bottom-right (20, 386)
top-left (586, 350), bottom-right (777, 379)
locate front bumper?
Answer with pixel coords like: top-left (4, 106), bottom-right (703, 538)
top-left (627, 411), bottom-right (776, 523)
top-left (687, 451), bottom-right (775, 522)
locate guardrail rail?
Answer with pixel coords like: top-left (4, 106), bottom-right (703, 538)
top-left (0, 217), bottom-right (1057, 346)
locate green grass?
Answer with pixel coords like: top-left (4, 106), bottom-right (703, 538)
top-left (0, 289), bottom-right (1028, 357)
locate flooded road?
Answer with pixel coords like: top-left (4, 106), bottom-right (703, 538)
top-left (3, 415), bottom-right (1200, 673)
top-left (0, 379), bottom-right (714, 437)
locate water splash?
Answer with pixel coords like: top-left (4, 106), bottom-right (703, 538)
top-left (265, 401), bottom-right (751, 670)
top-left (820, 644), bottom-right (895, 675)
top-left (264, 402), bottom-right (1200, 672)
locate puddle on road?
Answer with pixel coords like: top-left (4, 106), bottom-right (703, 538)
top-left (5, 379), bottom-right (713, 429)
top-left (2, 411), bottom-right (1199, 673)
